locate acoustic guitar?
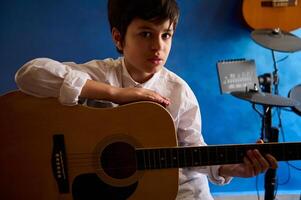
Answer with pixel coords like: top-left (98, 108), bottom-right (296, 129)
top-left (242, 0), bottom-right (301, 31)
top-left (0, 91), bottom-right (300, 200)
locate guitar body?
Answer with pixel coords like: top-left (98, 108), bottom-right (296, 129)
top-left (242, 0), bottom-right (301, 31)
top-left (0, 91), bottom-right (178, 200)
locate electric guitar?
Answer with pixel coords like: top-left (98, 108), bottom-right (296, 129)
top-left (242, 0), bottom-right (301, 31)
top-left (1, 91), bottom-right (301, 200)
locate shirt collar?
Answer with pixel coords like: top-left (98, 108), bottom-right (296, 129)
top-left (121, 57), bottom-right (161, 88)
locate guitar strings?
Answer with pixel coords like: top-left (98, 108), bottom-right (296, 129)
top-left (67, 165), bottom-right (138, 177)
top-left (66, 153), bottom-right (137, 171)
top-left (67, 162), bottom-right (138, 173)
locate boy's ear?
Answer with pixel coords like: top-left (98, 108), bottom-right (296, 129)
top-left (112, 28), bottom-right (123, 51)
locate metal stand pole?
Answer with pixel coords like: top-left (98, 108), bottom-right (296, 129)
top-left (258, 73), bottom-right (279, 200)
top-left (264, 127), bottom-right (279, 200)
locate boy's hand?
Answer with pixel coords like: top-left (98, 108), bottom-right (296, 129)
top-left (113, 87), bottom-right (170, 107)
top-left (81, 80), bottom-right (170, 107)
top-left (219, 140), bottom-right (278, 178)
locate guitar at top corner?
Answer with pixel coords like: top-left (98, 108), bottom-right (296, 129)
top-left (242, 0), bottom-right (301, 32)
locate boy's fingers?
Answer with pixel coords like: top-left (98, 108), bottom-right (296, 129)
top-left (253, 149), bottom-right (270, 172)
top-left (265, 154), bottom-right (278, 169)
top-left (256, 139), bottom-right (264, 144)
top-left (247, 150), bottom-right (261, 175)
top-left (254, 140), bottom-right (278, 170)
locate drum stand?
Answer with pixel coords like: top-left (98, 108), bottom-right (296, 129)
top-left (259, 48), bottom-right (283, 200)
top-left (258, 73), bottom-right (279, 200)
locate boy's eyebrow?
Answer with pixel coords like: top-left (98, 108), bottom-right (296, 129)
top-left (137, 25), bottom-right (174, 32)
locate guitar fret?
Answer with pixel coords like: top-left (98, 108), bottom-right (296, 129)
top-left (160, 149), bottom-right (165, 169)
top-left (223, 146), bottom-right (228, 164)
top-left (163, 149), bottom-right (168, 168)
top-left (152, 149), bottom-right (157, 169)
top-left (211, 147), bottom-right (217, 164)
top-left (282, 143), bottom-right (286, 161)
top-left (291, 145), bottom-right (295, 159)
top-left (197, 148), bottom-right (202, 166)
top-left (200, 146), bottom-right (208, 165)
top-left (168, 148), bottom-right (178, 168)
top-left (192, 148), bottom-right (199, 166)
top-left (212, 146), bottom-right (218, 164)
top-left (177, 148), bottom-right (184, 168)
top-left (238, 147), bottom-right (246, 163)
top-left (295, 146), bottom-right (300, 159)
top-left (287, 145), bottom-right (292, 160)
top-left (234, 146), bottom-right (245, 163)
top-left (142, 150), bottom-right (146, 169)
top-left (188, 148), bottom-right (194, 166)
top-left (290, 143), bottom-right (299, 160)
top-left (160, 149), bottom-right (167, 168)
top-left (185, 148), bottom-right (189, 167)
top-left (158, 149), bottom-right (162, 168)
top-left (188, 148), bottom-right (192, 166)
top-left (159, 149), bottom-right (163, 168)
top-left (234, 146), bottom-right (238, 163)
top-left (158, 149), bottom-right (162, 169)
top-left (179, 148), bottom-right (183, 167)
top-left (216, 146), bottom-right (225, 165)
top-left (214, 146), bottom-right (218, 165)
top-left (176, 148), bottom-right (180, 168)
top-left (206, 147), bottom-right (211, 165)
top-left (168, 148), bottom-right (172, 168)
top-left (224, 146), bottom-right (233, 164)
top-left (181, 148), bottom-right (189, 167)
top-left (186, 148), bottom-right (192, 167)
top-left (267, 143), bottom-right (271, 159)
top-left (270, 144), bottom-right (277, 159)
top-left (232, 146), bottom-right (238, 163)
top-left (147, 149), bottom-right (152, 169)
top-left (209, 146), bottom-right (217, 165)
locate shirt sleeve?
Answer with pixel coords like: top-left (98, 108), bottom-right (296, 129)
top-left (177, 84), bottom-right (232, 185)
top-left (15, 58), bottom-right (91, 105)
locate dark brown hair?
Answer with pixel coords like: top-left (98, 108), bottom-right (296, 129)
top-left (108, 0), bottom-right (179, 53)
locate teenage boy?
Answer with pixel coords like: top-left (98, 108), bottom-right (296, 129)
top-left (15, 0), bottom-right (277, 199)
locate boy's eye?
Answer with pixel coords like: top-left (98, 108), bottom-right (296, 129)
top-left (140, 32), bottom-right (152, 38)
top-left (162, 33), bottom-right (172, 40)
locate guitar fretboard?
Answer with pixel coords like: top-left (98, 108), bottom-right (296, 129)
top-left (136, 142), bottom-right (301, 170)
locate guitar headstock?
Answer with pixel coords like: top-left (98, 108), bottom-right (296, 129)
top-left (261, 0), bottom-right (298, 7)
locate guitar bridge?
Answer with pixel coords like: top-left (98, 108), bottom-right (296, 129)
top-left (51, 134), bottom-right (69, 193)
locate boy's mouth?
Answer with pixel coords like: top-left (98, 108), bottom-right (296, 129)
top-left (148, 57), bottom-right (163, 65)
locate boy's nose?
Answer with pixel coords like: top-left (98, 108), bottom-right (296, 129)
top-left (151, 37), bottom-right (163, 51)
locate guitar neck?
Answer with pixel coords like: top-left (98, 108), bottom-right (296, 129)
top-left (136, 142), bottom-right (301, 170)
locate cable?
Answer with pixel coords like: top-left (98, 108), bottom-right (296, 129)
top-left (278, 114), bottom-right (301, 171)
top-left (277, 162), bottom-right (291, 185)
top-left (256, 175), bottom-right (261, 200)
top-left (287, 162), bottom-right (301, 171)
top-left (276, 55), bottom-right (289, 64)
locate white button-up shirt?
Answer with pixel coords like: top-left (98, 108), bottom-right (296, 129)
top-left (15, 57), bottom-right (231, 200)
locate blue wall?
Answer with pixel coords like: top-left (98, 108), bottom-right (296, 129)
top-left (1, 0), bottom-right (301, 196)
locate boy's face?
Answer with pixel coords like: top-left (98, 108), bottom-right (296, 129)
top-left (118, 18), bottom-right (174, 83)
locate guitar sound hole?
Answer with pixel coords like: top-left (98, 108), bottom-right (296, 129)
top-left (101, 142), bottom-right (137, 179)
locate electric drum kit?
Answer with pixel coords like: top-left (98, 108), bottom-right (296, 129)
top-left (231, 28), bottom-right (301, 116)
top-left (229, 28), bottom-right (301, 200)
